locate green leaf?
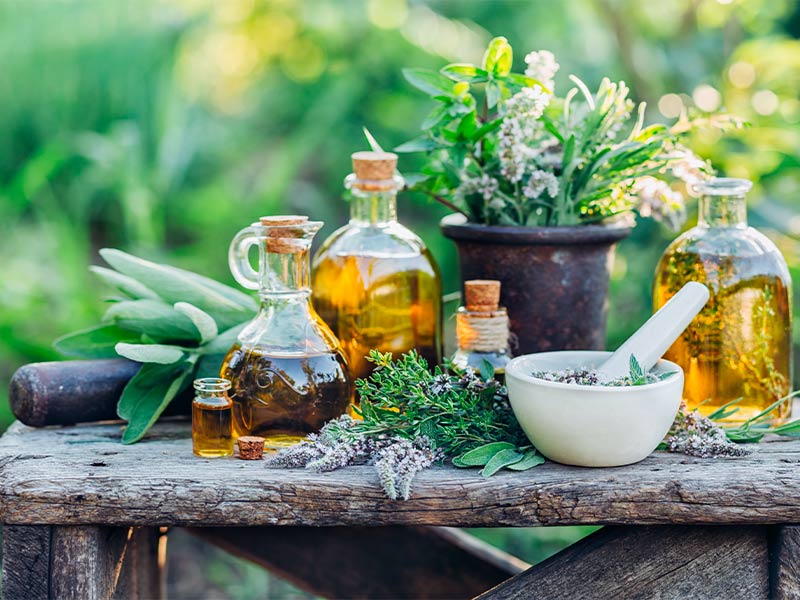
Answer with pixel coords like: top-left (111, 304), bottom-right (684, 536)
top-left (402, 68), bottom-right (455, 96)
top-left (53, 324), bottom-right (142, 359)
top-left (422, 104), bottom-right (450, 130)
top-left (440, 64), bottom-right (488, 83)
top-left (479, 359), bottom-right (495, 381)
top-left (629, 354), bottom-right (646, 385)
top-left (362, 126), bottom-right (385, 152)
top-left (394, 136), bottom-right (444, 153)
top-left (541, 116), bottom-right (565, 143)
top-left (457, 442), bottom-right (516, 466)
top-left (482, 36), bottom-right (513, 76)
top-left (562, 134), bottom-right (576, 168)
top-left (481, 448), bottom-right (524, 477)
top-left (506, 448), bottom-right (545, 471)
top-left (486, 81), bottom-right (501, 109)
top-left (470, 118), bottom-right (502, 141)
top-left (115, 342), bottom-right (185, 364)
top-left (174, 302), bottom-right (218, 344)
top-left (771, 419), bottom-right (800, 437)
top-left (504, 72), bottom-right (544, 90)
top-left (118, 361), bottom-right (194, 443)
top-left (99, 249), bottom-right (256, 328)
top-left (90, 266), bottom-right (159, 300)
top-left (456, 111), bottom-right (478, 139)
top-left (452, 455), bottom-right (470, 468)
top-left (104, 299), bottom-right (200, 342)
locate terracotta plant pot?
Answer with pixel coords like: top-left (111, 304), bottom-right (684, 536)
top-left (440, 213), bottom-right (632, 355)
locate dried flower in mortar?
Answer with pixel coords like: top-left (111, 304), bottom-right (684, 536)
top-left (531, 355), bottom-right (676, 387)
top-left (266, 351), bottom-right (538, 500)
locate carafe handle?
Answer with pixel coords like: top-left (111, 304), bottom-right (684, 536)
top-left (228, 226), bottom-right (261, 290)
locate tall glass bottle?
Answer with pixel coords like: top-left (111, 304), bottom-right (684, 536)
top-left (312, 151), bottom-right (442, 382)
top-left (654, 178), bottom-right (793, 423)
top-left (221, 215), bottom-right (353, 448)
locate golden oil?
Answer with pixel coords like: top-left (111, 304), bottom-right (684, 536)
top-left (192, 378), bottom-right (234, 458)
top-left (654, 178), bottom-right (792, 423)
top-left (221, 345), bottom-right (352, 447)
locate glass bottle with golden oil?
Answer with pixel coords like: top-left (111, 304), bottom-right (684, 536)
top-left (221, 215), bottom-right (353, 449)
top-left (451, 280), bottom-right (511, 382)
top-left (192, 378), bottom-right (234, 458)
top-left (654, 178), bottom-right (793, 423)
top-left (311, 151), bottom-right (442, 383)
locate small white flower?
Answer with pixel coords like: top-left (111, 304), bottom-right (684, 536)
top-left (524, 50), bottom-right (559, 92)
top-left (458, 174), bottom-right (500, 201)
top-left (631, 176), bottom-right (686, 231)
top-left (523, 169), bottom-right (559, 199)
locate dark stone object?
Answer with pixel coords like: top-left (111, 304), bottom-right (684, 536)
top-left (441, 213), bottom-right (632, 355)
top-left (9, 358), bottom-right (191, 427)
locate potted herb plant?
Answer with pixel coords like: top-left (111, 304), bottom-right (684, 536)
top-left (397, 37), bottom-right (739, 354)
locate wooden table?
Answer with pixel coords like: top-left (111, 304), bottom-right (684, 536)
top-left (0, 420), bottom-right (798, 599)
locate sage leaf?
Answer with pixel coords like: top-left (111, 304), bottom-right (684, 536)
top-left (506, 448), bottom-right (545, 471)
top-left (451, 455), bottom-right (469, 468)
top-left (54, 324), bottom-right (141, 359)
top-left (115, 343), bottom-right (185, 365)
top-left (457, 442), bottom-right (516, 466)
top-left (479, 359), bottom-right (495, 381)
top-left (118, 361), bottom-right (193, 444)
top-left (89, 266), bottom-right (159, 300)
top-left (481, 448), bottom-right (524, 477)
top-left (174, 302), bottom-right (218, 344)
top-left (201, 323), bottom-right (245, 355)
top-left (100, 249), bottom-right (256, 328)
top-left (104, 299), bottom-right (200, 341)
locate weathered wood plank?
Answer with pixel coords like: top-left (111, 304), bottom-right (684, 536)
top-left (50, 526), bottom-right (161, 600)
top-left (2, 525), bottom-right (51, 600)
top-left (1, 421), bottom-right (800, 527)
top-left (478, 525), bottom-right (769, 599)
top-left (190, 526), bottom-right (527, 600)
top-left (770, 525), bottom-right (800, 599)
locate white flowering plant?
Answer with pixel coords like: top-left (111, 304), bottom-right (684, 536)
top-left (397, 36), bottom-right (743, 229)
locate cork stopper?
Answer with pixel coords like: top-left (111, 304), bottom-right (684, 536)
top-left (237, 436), bottom-right (265, 460)
top-left (351, 151), bottom-right (398, 190)
top-left (259, 215), bottom-right (309, 254)
top-left (464, 279), bottom-right (501, 312)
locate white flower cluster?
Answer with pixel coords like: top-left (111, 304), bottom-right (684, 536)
top-left (523, 169), bottom-right (559, 200)
top-left (524, 50), bottom-right (559, 91)
top-left (597, 79), bottom-right (634, 140)
top-left (664, 404), bottom-right (751, 458)
top-left (497, 86), bottom-right (552, 185)
top-left (458, 173), bottom-right (499, 201)
top-left (666, 146), bottom-right (711, 186)
top-left (630, 176), bottom-right (687, 231)
top-left (375, 437), bottom-right (443, 501)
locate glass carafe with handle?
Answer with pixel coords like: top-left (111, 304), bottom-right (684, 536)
top-left (221, 215), bottom-right (353, 448)
top-left (654, 178), bottom-right (793, 423)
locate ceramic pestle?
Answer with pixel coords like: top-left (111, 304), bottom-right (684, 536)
top-left (594, 281), bottom-right (710, 382)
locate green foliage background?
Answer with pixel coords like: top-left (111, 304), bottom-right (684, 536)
top-left (0, 0), bottom-right (798, 587)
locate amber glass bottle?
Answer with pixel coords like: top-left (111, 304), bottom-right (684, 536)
top-left (654, 178), bottom-right (793, 423)
top-left (312, 151), bottom-right (442, 382)
top-left (451, 280), bottom-right (511, 382)
top-left (221, 216), bottom-right (353, 448)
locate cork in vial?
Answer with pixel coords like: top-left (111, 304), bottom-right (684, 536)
top-left (259, 215), bottom-right (309, 254)
top-left (464, 279), bottom-right (501, 313)
top-left (351, 151), bottom-right (397, 190)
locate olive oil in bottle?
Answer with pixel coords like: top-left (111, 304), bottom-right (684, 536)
top-left (222, 215), bottom-right (354, 449)
top-left (312, 151), bottom-right (442, 382)
top-left (192, 378), bottom-right (234, 458)
top-left (654, 178), bottom-right (793, 423)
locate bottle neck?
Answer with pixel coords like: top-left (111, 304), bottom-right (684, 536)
top-left (260, 247), bottom-right (312, 300)
top-left (698, 194), bottom-right (747, 228)
top-left (349, 188), bottom-right (398, 226)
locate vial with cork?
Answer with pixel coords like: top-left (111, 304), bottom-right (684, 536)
top-left (221, 215), bottom-right (353, 449)
top-left (451, 280), bottom-right (512, 382)
top-left (312, 151), bottom-right (443, 384)
top-left (192, 378), bottom-right (234, 458)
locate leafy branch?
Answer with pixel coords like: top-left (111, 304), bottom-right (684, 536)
top-left (54, 249), bottom-right (254, 443)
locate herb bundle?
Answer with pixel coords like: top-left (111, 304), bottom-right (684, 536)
top-left (397, 36), bottom-right (743, 228)
top-left (267, 351), bottom-right (539, 499)
top-left (54, 249), bottom-right (255, 443)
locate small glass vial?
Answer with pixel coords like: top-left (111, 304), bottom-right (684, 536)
top-left (451, 280), bottom-right (511, 382)
top-left (192, 378), bottom-right (234, 458)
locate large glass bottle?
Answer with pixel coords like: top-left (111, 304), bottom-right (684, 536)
top-left (311, 151), bottom-right (442, 382)
top-left (654, 178), bottom-right (793, 423)
top-left (221, 215), bottom-right (353, 448)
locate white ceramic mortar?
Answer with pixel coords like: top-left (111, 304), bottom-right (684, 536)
top-left (506, 351), bottom-right (684, 467)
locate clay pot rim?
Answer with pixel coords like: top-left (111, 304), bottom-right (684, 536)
top-left (440, 213), bottom-right (634, 246)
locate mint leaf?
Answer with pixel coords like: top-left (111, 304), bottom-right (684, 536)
top-left (629, 354), bottom-right (646, 385)
top-left (402, 68), bottom-right (455, 96)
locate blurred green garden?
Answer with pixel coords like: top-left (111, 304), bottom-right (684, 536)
top-left (0, 0), bottom-right (798, 592)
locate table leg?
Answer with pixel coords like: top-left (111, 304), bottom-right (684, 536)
top-left (2, 525), bottom-right (163, 600)
top-left (477, 525), bottom-right (770, 599)
top-left (770, 525), bottom-right (800, 599)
